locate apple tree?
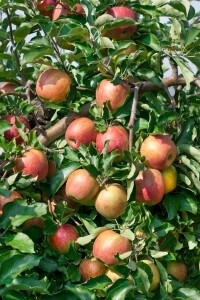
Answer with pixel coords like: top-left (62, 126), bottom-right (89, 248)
top-left (0, 0), bottom-right (200, 299)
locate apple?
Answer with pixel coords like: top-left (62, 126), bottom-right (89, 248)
top-left (54, 187), bottom-right (80, 211)
top-left (96, 125), bottom-right (129, 156)
top-left (95, 79), bottom-right (130, 113)
top-left (92, 229), bottom-right (132, 266)
top-left (1, 115), bottom-right (31, 145)
top-left (52, 2), bottom-right (71, 21)
top-left (95, 184), bottom-right (127, 219)
top-left (35, 0), bottom-right (57, 17)
top-left (76, 4), bottom-right (85, 15)
top-left (140, 134), bottom-right (177, 170)
top-left (135, 168), bottom-right (165, 205)
top-left (48, 224), bottom-right (79, 255)
top-left (161, 165), bottom-right (177, 194)
top-left (140, 260), bottom-right (160, 292)
top-left (47, 160), bottom-right (57, 178)
top-left (13, 148), bottom-right (48, 181)
top-left (36, 68), bottom-right (72, 103)
top-left (65, 117), bottom-right (98, 150)
top-left (105, 6), bottom-right (138, 40)
top-left (79, 257), bottom-right (107, 282)
top-left (65, 169), bottom-right (100, 206)
top-left (105, 268), bottom-right (134, 285)
top-left (0, 191), bottom-right (22, 216)
top-left (167, 261), bottom-right (187, 282)
top-left (0, 82), bottom-right (18, 93)
top-left (22, 217), bottom-right (45, 230)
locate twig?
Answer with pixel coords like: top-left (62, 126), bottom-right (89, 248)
top-left (189, 16), bottom-right (200, 28)
top-left (50, 38), bottom-right (70, 75)
top-left (0, 92), bottom-right (27, 99)
top-left (128, 83), bottom-right (143, 151)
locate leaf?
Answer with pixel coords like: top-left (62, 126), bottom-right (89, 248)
top-left (5, 233), bottom-right (35, 254)
top-left (184, 27), bottom-right (200, 47)
top-left (182, 232), bottom-right (197, 250)
top-left (158, 111), bottom-right (182, 125)
top-left (22, 46), bottom-right (54, 65)
top-left (82, 275), bottom-right (112, 290)
top-left (178, 144), bottom-right (200, 164)
top-left (14, 22), bottom-right (37, 43)
top-left (173, 57), bottom-right (194, 89)
top-left (175, 287), bottom-right (200, 299)
top-left (106, 279), bottom-right (135, 300)
top-left (176, 119), bottom-right (195, 146)
top-left (0, 120), bottom-right (11, 135)
top-left (137, 33), bottom-right (161, 51)
top-left (5, 277), bottom-right (49, 294)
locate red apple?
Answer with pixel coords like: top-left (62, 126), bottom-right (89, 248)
top-left (92, 229), bottom-right (132, 266)
top-left (105, 6), bottom-right (138, 40)
top-left (13, 148), bottom-right (48, 181)
top-left (95, 184), bottom-right (127, 219)
top-left (36, 68), bottom-right (72, 103)
top-left (140, 134), bottom-right (177, 170)
top-left (36, 0), bottom-right (57, 17)
top-left (65, 169), bottom-right (100, 206)
top-left (0, 191), bottom-right (22, 216)
top-left (48, 224), bottom-right (79, 254)
top-left (96, 125), bottom-right (129, 155)
top-left (65, 117), bottom-right (98, 150)
top-left (0, 82), bottom-right (18, 93)
top-left (95, 79), bottom-right (130, 113)
top-left (167, 261), bottom-right (187, 282)
top-left (79, 257), bottom-right (107, 282)
top-left (52, 2), bottom-right (71, 21)
top-left (1, 115), bottom-right (31, 145)
top-left (54, 187), bottom-right (80, 211)
top-left (76, 4), bottom-right (85, 15)
top-left (22, 217), bottom-right (45, 230)
top-left (135, 168), bottom-right (165, 205)
top-left (47, 160), bottom-right (57, 178)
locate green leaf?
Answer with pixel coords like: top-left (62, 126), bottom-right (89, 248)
top-left (14, 22), bottom-right (37, 43)
top-left (5, 277), bottom-right (49, 294)
top-left (182, 232), bottom-right (198, 250)
top-left (106, 279), bottom-right (135, 300)
top-left (178, 144), bottom-right (200, 164)
top-left (5, 233), bottom-right (35, 254)
top-left (176, 119), bottom-right (195, 146)
top-left (158, 111), bottom-right (182, 125)
top-left (137, 33), bottom-right (161, 51)
top-left (82, 275), bottom-right (112, 290)
top-left (185, 27), bottom-right (200, 47)
top-left (0, 120), bottom-right (11, 135)
top-left (173, 57), bottom-right (194, 89)
top-left (0, 289), bottom-right (27, 300)
top-left (175, 287), bottom-right (200, 299)
top-left (22, 46), bottom-right (54, 65)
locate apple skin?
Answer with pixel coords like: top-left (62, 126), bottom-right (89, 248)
top-left (22, 217), bottom-right (45, 230)
top-left (65, 117), bottom-right (98, 150)
top-left (140, 134), bottom-right (177, 170)
top-left (47, 160), bottom-right (57, 178)
top-left (96, 125), bottom-right (129, 155)
top-left (92, 229), bottom-right (132, 266)
top-left (36, 0), bottom-right (57, 17)
top-left (0, 191), bottom-right (22, 216)
top-left (13, 148), bottom-right (48, 181)
top-left (48, 224), bottom-right (79, 255)
top-left (105, 6), bottom-right (138, 40)
top-left (76, 4), bottom-right (85, 15)
top-left (161, 165), bottom-right (177, 194)
top-left (1, 115), bottom-right (31, 145)
top-left (167, 261), bottom-right (187, 282)
top-left (95, 184), bottom-right (127, 219)
top-left (52, 3), bottom-right (85, 21)
top-left (36, 68), bottom-right (72, 103)
top-left (79, 257), bottom-right (107, 282)
top-left (95, 79), bottom-right (130, 113)
top-left (141, 260), bottom-right (160, 292)
top-left (65, 169), bottom-right (100, 206)
top-left (135, 168), bottom-right (165, 205)
top-left (0, 82), bottom-right (18, 93)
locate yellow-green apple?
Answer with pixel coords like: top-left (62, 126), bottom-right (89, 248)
top-left (105, 6), bottom-right (138, 40)
top-left (95, 184), bottom-right (127, 219)
top-left (167, 261), bottom-right (187, 282)
top-left (1, 115), bottom-right (31, 145)
top-left (140, 134), bottom-right (177, 170)
top-left (48, 224), bottom-right (79, 255)
top-left (95, 79), bottom-right (130, 113)
top-left (161, 165), bottom-right (177, 194)
top-left (79, 257), bottom-right (107, 282)
top-left (65, 169), bottom-right (100, 206)
top-left (92, 229), bottom-right (132, 266)
top-left (36, 68), bottom-right (71, 103)
top-left (13, 148), bottom-right (48, 181)
top-left (65, 117), bottom-right (98, 150)
top-left (0, 191), bottom-right (22, 216)
top-left (0, 82), bottom-right (18, 93)
top-left (140, 260), bottom-right (160, 291)
top-left (96, 125), bottom-right (129, 155)
top-left (105, 268), bottom-right (134, 285)
top-left (135, 168), bottom-right (165, 205)
top-left (35, 0), bottom-right (57, 17)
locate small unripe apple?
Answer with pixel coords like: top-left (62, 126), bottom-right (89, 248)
top-left (13, 148), bottom-right (48, 181)
top-left (161, 165), bottom-right (177, 194)
top-left (35, 0), bottom-right (57, 17)
top-left (93, 229), bottom-right (132, 266)
top-left (0, 191), bottom-right (22, 216)
top-left (140, 134), bottom-right (177, 170)
top-left (95, 184), bottom-right (127, 219)
top-left (167, 261), bottom-right (187, 282)
top-left (95, 79), bottom-right (130, 113)
top-left (135, 168), bottom-right (165, 205)
top-left (48, 224), bottom-right (79, 255)
top-left (0, 82), bottom-right (18, 93)
top-left (79, 257), bottom-right (107, 282)
top-left (65, 169), bottom-right (100, 206)
top-left (36, 68), bottom-right (72, 103)
top-left (65, 117), bottom-right (98, 150)
top-left (140, 260), bottom-right (160, 291)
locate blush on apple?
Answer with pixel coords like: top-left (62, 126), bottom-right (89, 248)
top-left (65, 117), bottom-right (98, 150)
top-left (36, 68), bottom-right (72, 103)
top-left (167, 261), bottom-right (187, 282)
top-left (0, 191), bottom-right (22, 216)
top-left (22, 217), bottom-right (45, 230)
top-left (35, 0), bottom-right (57, 17)
top-left (79, 257), bottom-right (107, 282)
top-left (52, 2), bottom-right (85, 21)
top-left (0, 82), bottom-right (18, 93)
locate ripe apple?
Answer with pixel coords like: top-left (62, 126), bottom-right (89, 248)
top-left (95, 184), bottom-right (127, 219)
top-left (13, 148), bottom-right (48, 181)
top-left (161, 165), bottom-right (177, 194)
top-left (105, 6), bottom-right (138, 40)
top-left (79, 257), bottom-right (107, 282)
top-left (52, 2), bottom-right (71, 21)
top-left (76, 4), bottom-right (85, 15)
top-left (65, 169), bottom-right (100, 206)
top-left (65, 117), bottom-right (98, 150)
top-left (35, 0), bottom-right (57, 17)
top-left (135, 168), bottom-right (165, 205)
top-left (167, 261), bottom-right (187, 282)
top-left (48, 224), bottom-right (79, 255)
top-left (0, 191), bottom-right (22, 216)
top-left (96, 125), bottom-right (129, 156)
top-left (140, 260), bottom-right (160, 291)
top-left (0, 82), bottom-right (18, 93)
top-left (95, 79), bottom-right (130, 113)
top-left (47, 160), bottom-right (57, 178)
top-left (92, 229), bottom-right (132, 266)
top-left (140, 134), bottom-right (177, 170)
top-left (22, 217), bottom-right (45, 230)
top-left (1, 115), bottom-right (31, 145)
top-left (36, 68), bottom-right (72, 103)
